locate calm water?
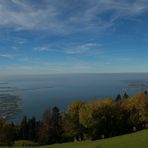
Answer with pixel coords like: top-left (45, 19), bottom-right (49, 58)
top-left (0, 73), bottom-right (148, 122)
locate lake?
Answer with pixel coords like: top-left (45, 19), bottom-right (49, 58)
top-left (0, 73), bottom-right (148, 122)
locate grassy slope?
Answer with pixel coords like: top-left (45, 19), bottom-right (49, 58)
top-left (42, 129), bottom-right (148, 148)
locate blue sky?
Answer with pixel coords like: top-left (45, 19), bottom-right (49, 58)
top-left (0, 0), bottom-right (148, 75)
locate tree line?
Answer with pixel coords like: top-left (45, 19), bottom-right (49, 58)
top-left (0, 92), bottom-right (148, 146)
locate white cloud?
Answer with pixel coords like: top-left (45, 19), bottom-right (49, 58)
top-left (64, 43), bottom-right (102, 54)
top-left (34, 42), bottom-right (102, 55)
top-left (0, 0), bottom-right (148, 34)
top-left (0, 0), bottom-right (58, 31)
top-left (34, 47), bottom-right (56, 52)
top-left (0, 53), bottom-right (19, 59)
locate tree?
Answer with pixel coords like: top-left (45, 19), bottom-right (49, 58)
top-left (115, 94), bottom-right (122, 102)
top-left (38, 108), bottom-right (52, 145)
top-left (63, 101), bottom-right (84, 141)
top-left (79, 97), bottom-right (131, 139)
top-left (50, 106), bottom-right (62, 143)
top-left (19, 116), bottom-right (28, 140)
top-left (144, 90), bottom-right (148, 95)
top-left (0, 117), bottom-right (15, 147)
top-left (123, 92), bottom-right (129, 99)
top-left (79, 98), bottom-right (118, 139)
top-left (124, 93), bottom-right (148, 130)
top-left (28, 117), bottom-right (37, 141)
top-left (79, 102), bottom-right (97, 139)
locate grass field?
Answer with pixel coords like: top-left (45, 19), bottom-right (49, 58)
top-left (42, 129), bottom-right (148, 148)
top-left (3, 129), bottom-right (148, 148)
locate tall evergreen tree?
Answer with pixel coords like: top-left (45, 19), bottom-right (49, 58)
top-left (115, 94), bottom-right (122, 102)
top-left (28, 117), bottom-right (37, 141)
top-left (123, 92), bottom-right (129, 99)
top-left (38, 108), bottom-right (52, 145)
top-left (51, 106), bottom-right (62, 143)
top-left (19, 116), bottom-right (28, 140)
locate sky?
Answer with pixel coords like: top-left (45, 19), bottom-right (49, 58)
top-left (0, 0), bottom-right (148, 75)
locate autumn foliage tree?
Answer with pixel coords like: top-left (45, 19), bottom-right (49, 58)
top-left (63, 101), bottom-right (84, 141)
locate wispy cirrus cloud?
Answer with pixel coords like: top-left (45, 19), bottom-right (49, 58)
top-left (0, 53), bottom-right (20, 59)
top-left (63, 43), bottom-right (102, 54)
top-left (0, 0), bottom-right (57, 31)
top-left (0, 0), bottom-right (148, 34)
top-left (0, 53), bottom-right (32, 63)
top-left (34, 42), bottom-right (102, 55)
top-left (0, 0), bottom-right (148, 75)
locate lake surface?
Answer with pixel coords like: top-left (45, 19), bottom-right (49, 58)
top-left (0, 73), bottom-right (148, 122)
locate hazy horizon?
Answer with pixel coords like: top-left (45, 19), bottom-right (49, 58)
top-left (1, 72), bottom-right (148, 77)
top-left (1, 73), bottom-right (148, 121)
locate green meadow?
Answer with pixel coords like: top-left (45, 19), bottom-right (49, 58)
top-left (4, 129), bottom-right (148, 148)
top-left (41, 129), bottom-right (148, 148)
